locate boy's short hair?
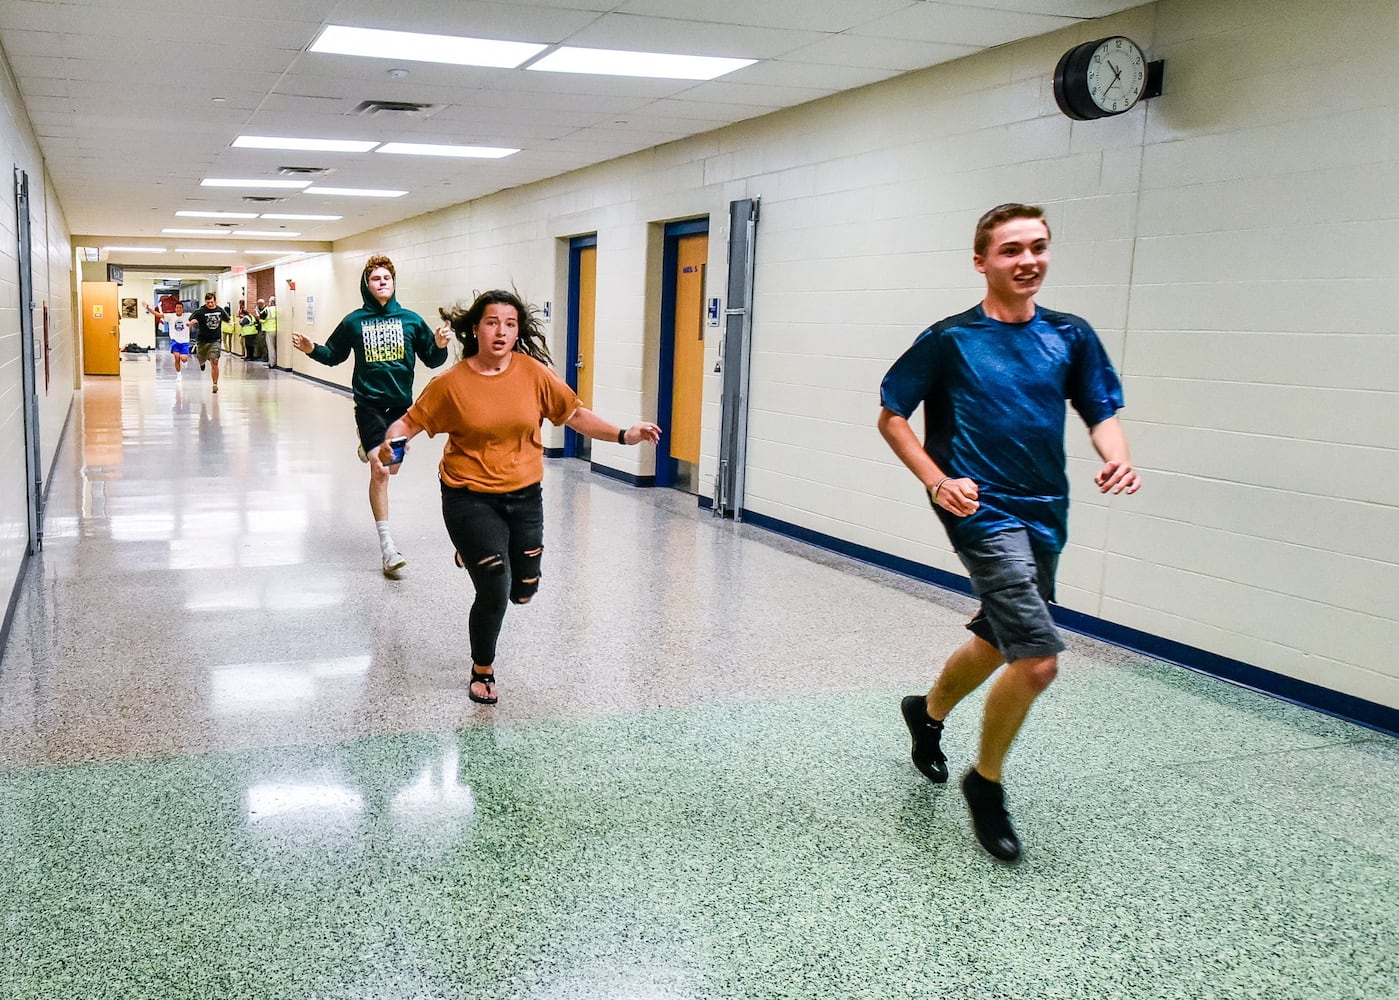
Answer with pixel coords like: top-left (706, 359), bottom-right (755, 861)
top-left (973, 203), bottom-right (1050, 256)
top-left (364, 254), bottom-right (395, 279)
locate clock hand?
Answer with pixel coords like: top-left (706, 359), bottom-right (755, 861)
top-left (1100, 61), bottom-right (1124, 94)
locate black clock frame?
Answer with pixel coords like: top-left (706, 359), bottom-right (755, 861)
top-left (1054, 36), bottom-right (1158, 121)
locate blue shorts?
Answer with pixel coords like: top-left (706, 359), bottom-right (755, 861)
top-left (954, 527), bottom-right (1065, 661)
top-left (170, 341), bottom-right (190, 356)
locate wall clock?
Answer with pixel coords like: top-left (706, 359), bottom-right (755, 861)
top-left (1054, 36), bottom-right (1152, 120)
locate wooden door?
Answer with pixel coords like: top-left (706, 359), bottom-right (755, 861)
top-left (669, 233), bottom-right (707, 466)
top-left (82, 282), bottom-right (121, 375)
top-left (575, 246), bottom-right (597, 412)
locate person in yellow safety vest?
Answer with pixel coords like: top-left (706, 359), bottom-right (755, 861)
top-left (258, 296), bottom-right (279, 366)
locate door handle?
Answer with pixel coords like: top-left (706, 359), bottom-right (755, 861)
top-left (575, 355), bottom-right (585, 369)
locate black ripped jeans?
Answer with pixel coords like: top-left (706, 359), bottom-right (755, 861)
top-left (441, 481), bottom-right (545, 667)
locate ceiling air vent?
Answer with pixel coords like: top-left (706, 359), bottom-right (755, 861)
top-left (242, 196), bottom-right (283, 204)
top-left (354, 99), bottom-right (438, 118)
top-left (278, 165), bottom-right (334, 177)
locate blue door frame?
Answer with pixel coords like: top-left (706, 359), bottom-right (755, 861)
top-left (656, 217), bottom-right (709, 488)
top-left (563, 234), bottom-right (597, 458)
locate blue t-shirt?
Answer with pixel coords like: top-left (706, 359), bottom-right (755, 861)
top-left (879, 304), bottom-right (1123, 553)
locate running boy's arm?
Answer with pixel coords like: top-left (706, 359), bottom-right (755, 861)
top-left (412, 317), bottom-right (450, 368)
top-left (292, 320), bottom-right (354, 365)
top-left (1088, 416), bottom-right (1141, 495)
top-left (877, 408), bottom-right (979, 517)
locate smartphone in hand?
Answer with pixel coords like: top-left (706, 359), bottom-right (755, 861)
top-left (387, 436), bottom-right (408, 465)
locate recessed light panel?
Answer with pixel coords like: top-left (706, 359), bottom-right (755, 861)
top-left (527, 47), bottom-right (755, 80)
top-left (302, 186), bottom-right (407, 198)
top-left (176, 211), bottom-right (259, 219)
top-left (375, 142), bottom-right (517, 159)
top-left (174, 248), bottom-right (229, 254)
top-left (310, 25), bottom-right (546, 68)
top-left (260, 214), bottom-right (343, 221)
top-left (202, 179), bottom-right (312, 189)
top-left (234, 231), bottom-right (302, 238)
top-left (103, 247), bottom-right (166, 253)
top-left (233, 135), bottom-right (378, 153)
top-left (162, 228), bottom-right (230, 235)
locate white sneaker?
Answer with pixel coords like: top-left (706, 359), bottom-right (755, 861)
top-left (357, 443), bottom-right (369, 463)
top-left (382, 551), bottom-right (407, 579)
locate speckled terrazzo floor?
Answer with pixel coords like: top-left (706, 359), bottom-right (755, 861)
top-left (0, 356), bottom-right (1395, 999)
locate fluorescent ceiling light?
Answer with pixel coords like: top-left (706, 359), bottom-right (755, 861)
top-left (260, 213), bottom-right (342, 221)
top-left (310, 24), bottom-right (546, 68)
top-left (177, 210), bottom-right (259, 219)
top-left (233, 230), bottom-right (302, 238)
top-left (104, 246), bottom-right (166, 253)
top-left (376, 142), bottom-right (517, 159)
top-left (163, 228), bottom-right (230, 235)
top-left (527, 46), bottom-right (755, 80)
top-left (243, 250), bottom-right (285, 255)
top-left (233, 135), bottom-right (378, 153)
top-left (202, 178), bottom-right (312, 189)
top-left (175, 248), bottom-right (229, 254)
top-left (303, 186), bottom-right (407, 198)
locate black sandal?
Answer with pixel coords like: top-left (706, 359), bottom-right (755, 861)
top-left (468, 666), bottom-right (498, 705)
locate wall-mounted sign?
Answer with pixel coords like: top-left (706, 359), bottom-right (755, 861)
top-left (305, 295), bottom-right (315, 324)
top-left (707, 297), bottom-right (721, 326)
top-left (92, 304), bottom-right (103, 319)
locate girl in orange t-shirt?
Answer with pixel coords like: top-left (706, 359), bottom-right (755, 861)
top-left (378, 289), bottom-right (660, 705)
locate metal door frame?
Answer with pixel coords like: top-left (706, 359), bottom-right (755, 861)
top-left (14, 167), bottom-right (43, 551)
top-left (563, 234), bottom-right (597, 458)
top-left (655, 217), bottom-right (709, 489)
top-left (713, 198), bottom-right (759, 519)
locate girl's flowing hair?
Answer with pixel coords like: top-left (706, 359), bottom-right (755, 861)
top-left (439, 288), bottom-right (553, 365)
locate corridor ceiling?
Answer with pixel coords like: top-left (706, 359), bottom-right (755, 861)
top-left (0, 0), bottom-right (1150, 267)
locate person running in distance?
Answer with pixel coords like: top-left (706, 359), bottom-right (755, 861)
top-left (187, 292), bottom-right (230, 393)
top-left (374, 289), bottom-right (661, 706)
top-left (878, 203), bottom-right (1141, 862)
top-left (145, 299), bottom-right (192, 379)
top-left (291, 254), bottom-right (450, 578)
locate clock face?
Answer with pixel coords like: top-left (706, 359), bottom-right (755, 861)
top-left (1086, 36), bottom-right (1146, 114)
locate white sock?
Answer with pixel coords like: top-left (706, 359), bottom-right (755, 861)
top-left (375, 520), bottom-right (395, 557)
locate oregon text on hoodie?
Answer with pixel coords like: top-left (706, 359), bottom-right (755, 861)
top-left (306, 270), bottom-right (448, 407)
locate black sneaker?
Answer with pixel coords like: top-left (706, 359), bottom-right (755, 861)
top-left (961, 769), bottom-right (1021, 861)
top-left (900, 695), bottom-right (948, 783)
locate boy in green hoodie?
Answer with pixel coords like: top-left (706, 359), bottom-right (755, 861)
top-left (292, 254), bottom-right (451, 578)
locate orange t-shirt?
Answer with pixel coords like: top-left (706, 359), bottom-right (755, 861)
top-left (407, 355), bottom-right (580, 492)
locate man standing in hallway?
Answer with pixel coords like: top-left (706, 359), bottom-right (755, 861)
top-left (291, 255), bottom-right (450, 578)
top-left (877, 203), bottom-right (1140, 861)
top-left (188, 292), bottom-right (229, 393)
top-left (258, 296), bottom-right (278, 367)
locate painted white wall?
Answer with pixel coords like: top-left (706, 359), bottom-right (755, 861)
top-left (117, 275), bottom-right (159, 349)
top-left (298, 0), bottom-right (1396, 711)
top-left (0, 44), bottom-right (79, 606)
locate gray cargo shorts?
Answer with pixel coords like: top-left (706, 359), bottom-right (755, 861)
top-left (955, 527), bottom-right (1066, 662)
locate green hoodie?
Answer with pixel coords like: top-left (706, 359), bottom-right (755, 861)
top-left (308, 270), bottom-right (448, 406)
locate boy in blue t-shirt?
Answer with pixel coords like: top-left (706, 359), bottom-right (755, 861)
top-left (878, 203), bottom-right (1141, 862)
